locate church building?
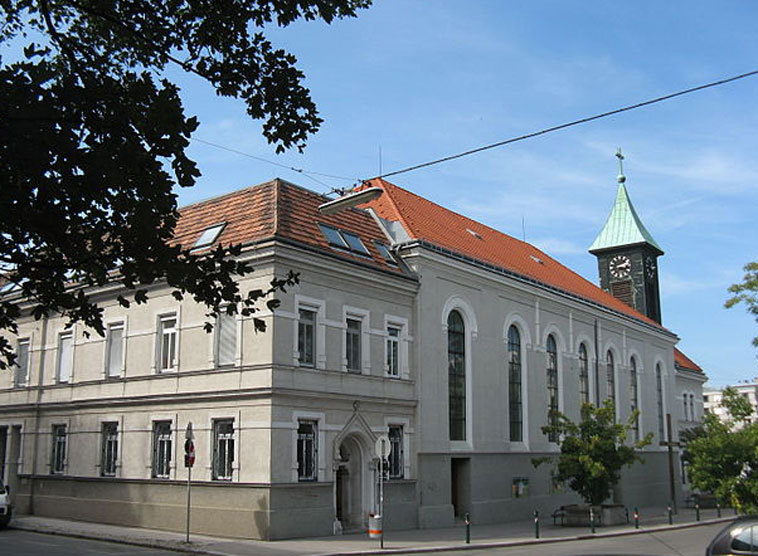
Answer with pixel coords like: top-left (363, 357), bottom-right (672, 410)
top-left (0, 158), bottom-right (706, 539)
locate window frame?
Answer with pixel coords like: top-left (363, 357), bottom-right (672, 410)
top-left (342, 306), bottom-right (369, 374)
top-left (14, 338), bottom-right (30, 388)
top-left (214, 310), bottom-right (238, 368)
top-left (448, 310), bottom-right (467, 442)
top-left (100, 422), bottom-right (119, 477)
top-left (105, 321), bottom-right (126, 379)
top-left (56, 330), bottom-right (74, 384)
top-left (212, 418), bottom-right (235, 481)
top-left (157, 313), bottom-right (178, 373)
top-left (297, 307), bottom-right (317, 367)
top-left (388, 425), bottom-right (404, 480)
top-left (296, 420), bottom-right (318, 482)
top-left (546, 334), bottom-right (559, 442)
top-left (152, 420), bottom-right (173, 479)
top-left (386, 325), bottom-right (401, 377)
top-left (656, 363), bottom-right (665, 441)
top-left (507, 325), bottom-right (523, 442)
top-left (51, 424), bottom-right (67, 475)
top-left (629, 357), bottom-right (640, 441)
top-left (578, 343), bottom-right (590, 406)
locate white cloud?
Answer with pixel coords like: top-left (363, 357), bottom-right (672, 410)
top-left (530, 237), bottom-right (586, 256)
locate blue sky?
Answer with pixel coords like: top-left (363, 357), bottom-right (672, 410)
top-left (10, 2), bottom-right (757, 385)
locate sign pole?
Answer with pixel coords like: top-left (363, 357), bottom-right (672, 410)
top-left (380, 453), bottom-right (384, 549)
top-left (185, 422), bottom-right (195, 543)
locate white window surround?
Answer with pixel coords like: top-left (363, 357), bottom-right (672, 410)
top-left (55, 327), bottom-right (76, 384)
top-left (383, 314), bottom-right (409, 379)
top-left (291, 411), bottom-right (326, 482)
top-left (206, 410), bottom-right (241, 481)
top-left (293, 295), bottom-right (326, 370)
top-left (541, 324), bottom-right (566, 416)
top-left (602, 341), bottom-right (621, 421)
top-left (342, 305), bottom-right (371, 375)
top-left (104, 318), bottom-right (128, 379)
top-left (383, 416), bottom-right (411, 480)
top-left (14, 336), bottom-right (31, 388)
top-left (96, 414), bottom-right (124, 477)
top-left (152, 308), bottom-right (181, 374)
top-left (147, 412), bottom-right (178, 480)
top-left (442, 295), bottom-right (477, 451)
top-left (503, 312), bottom-right (532, 450)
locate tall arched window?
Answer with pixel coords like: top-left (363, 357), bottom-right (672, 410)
top-left (689, 394), bottom-right (695, 421)
top-left (606, 350), bottom-right (616, 413)
top-left (508, 325), bottom-right (522, 442)
top-left (448, 311), bottom-right (466, 441)
top-left (546, 335), bottom-right (559, 442)
top-left (578, 343), bottom-right (589, 405)
top-left (683, 394), bottom-right (689, 420)
top-left (629, 357), bottom-right (639, 441)
top-left (656, 363), bottom-right (665, 440)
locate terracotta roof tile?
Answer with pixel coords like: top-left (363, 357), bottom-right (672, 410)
top-left (174, 179), bottom-right (406, 276)
top-left (362, 178), bottom-right (668, 330)
top-left (674, 348), bottom-right (703, 373)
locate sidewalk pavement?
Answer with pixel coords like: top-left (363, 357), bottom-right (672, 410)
top-left (10, 506), bottom-right (735, 556)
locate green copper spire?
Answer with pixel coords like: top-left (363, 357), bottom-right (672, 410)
top-left (589, 150), bottom-right (664, 255)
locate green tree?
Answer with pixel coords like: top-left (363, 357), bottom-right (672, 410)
top-left (0, 0), bottom-right (371, 368)
top-left (533, 401), bottom-right (652, 506)
top-left (682, 387), bottom-right (758, 513)
top-left (725, 261), bottom-right (758, 348)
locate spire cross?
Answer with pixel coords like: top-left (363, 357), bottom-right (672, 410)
top-left (615, 148), bottom-right (626, 184)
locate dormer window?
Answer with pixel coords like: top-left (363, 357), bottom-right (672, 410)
top-left (317, 224), bottom-right (370, 257)
top-left (193, 223), bottom-right (226, 249)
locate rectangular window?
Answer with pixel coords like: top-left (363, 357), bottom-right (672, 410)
top-left (298, 309), bottom-right (316, 367)
top-left (158, 315), bottom-right (177, 372)
top-left (212, 419), bottom-right (234, 481)
top-left (346, 318), bottom-right (362, 373)
top-left (297, 420), bottom-right (318, 482)
top-left (14, 339), bottom-right (30, 387)
top-left (216, 312), bottom-right (237, 367)
top-left (386, 326), bottom-right (400, 377)
top-left (57, 332), bottom-right (73, 383)
top-left (388, 425), bottom-right (404, 479)
top-left (51, 425), bottom-right (67, 474)
top-left (152, 421), bottom-right (172, 479)
top-left (101, 422), bottom-right (118, 477)
top-left (106, 323), bottom-right (124, 378)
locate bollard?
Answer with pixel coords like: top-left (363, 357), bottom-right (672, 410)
top-left (634, 506), bottom-right (639, 529)
top-left (465, 512), bottom-right (471, 544)
top-left (717, 503), bottom-right (721, 518)
top-left (667, 503), bottom-right (673, 525)
top-left (590, 506), bottom-right (596, 534)
top-left (534, 510), bottom-right (540, 539)
top-left (696, 503), bottom-right (700, 522)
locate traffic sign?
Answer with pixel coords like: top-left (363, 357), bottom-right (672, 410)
top-left (184, 439), bottom-right (195, 468)
top-left (375, 434), bottom-right (391, 459)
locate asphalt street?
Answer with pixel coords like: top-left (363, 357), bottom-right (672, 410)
top-left (0, 529), bottom-right (181, 556)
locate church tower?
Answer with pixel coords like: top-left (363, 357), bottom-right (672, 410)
top-left (589, 150), bottom-right (664, 323)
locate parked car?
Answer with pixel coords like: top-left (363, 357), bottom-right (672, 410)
top-left (0, 484), bottom-right (10, 529)
top-left (706, 516), bottom-right (758, 555)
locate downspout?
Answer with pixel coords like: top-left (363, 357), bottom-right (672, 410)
top-left (28, 314), bottom-right (49, 515)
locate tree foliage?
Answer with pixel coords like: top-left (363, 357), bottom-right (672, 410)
top-left (682, 387), bottom-right (758, 513)
top-left (533, 401), bottom-right (652, 506)
top-left (0, 0), bottom-right (371, 368)
top-left (725, 261), bottom-right (758, 349)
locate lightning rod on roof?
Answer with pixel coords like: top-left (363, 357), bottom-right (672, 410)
top-left (318, 186), bottom-right (383, 215)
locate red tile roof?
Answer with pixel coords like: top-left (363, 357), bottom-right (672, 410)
top-left (674, 348), bottom-right (703, 373)
top-left (173, 179), bottom-right (407, 276)
top-left (361, 178), bottom-right (668, 330)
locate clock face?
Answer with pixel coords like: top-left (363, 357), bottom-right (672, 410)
top-left (609, 255), bottom-right (632, 279)
top-left (645, 257), bottom-right (656, 279)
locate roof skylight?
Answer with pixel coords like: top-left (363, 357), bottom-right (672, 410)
top-left (342, 231), bottom-right (370, 255)
top-left (374, 242), bottom-right (397, 265)
top-left (318, 224), bottom-right (349, 249)
top-left (193, 223), bottom-right (226, 248)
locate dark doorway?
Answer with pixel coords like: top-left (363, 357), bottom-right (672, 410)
top-left (336, 466), bottom-right (347, 522)
top-left (0, 427), bottom-right (6, 483)
top-left (451, 457), bottom-right (471, 518)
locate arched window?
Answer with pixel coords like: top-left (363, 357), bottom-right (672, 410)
top-left (546, 335), bottom-right (559, 442)
top-left (447, 311), bottom-right (466, 441)
top-left (683, 394), bottom-right (689, 421)
top-left (629, 357), bottom-right (639, 441)
top-left (508, 325), bottom-right (522, 442)
top-left (578, 343), bottom-right (589, 405)
top-left (689, 394), bottom-right (695, 421)
top-left (656, 363), bottom-right (665, 440)
top-left (606, 350), bottom-right (616, 412)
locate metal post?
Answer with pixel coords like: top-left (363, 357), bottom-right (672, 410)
top-left (465, 512), bottom-right (471, 544)
top-left (666, 414), bottom-right (677, 514)
top-left (379, 457), bottom-right (384, 549)
top-left (185, 463), bottom-right (192, 543)
top-left (695, 503), bottom-right (700, 522)
top-left (667, 503), bottom-right (673, 525)
top-left (634, 507), bottom-right (639, 529)
top-left (534, 510), bottom-right (540, 539)
top-left (717, 503), bottom-right (721, 518)
top-left (590, 506), bottom-right (596, 534)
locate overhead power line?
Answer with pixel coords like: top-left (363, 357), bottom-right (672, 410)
top-left (370, 67), bottom-right (758, 181)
